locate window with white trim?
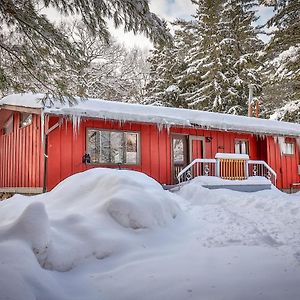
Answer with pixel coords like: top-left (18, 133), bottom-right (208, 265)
top-left (20, 113), bottom-right (32, 128)
top-left (235, 140), bottom-right (249, 155)
top-left (87, 129), bottom-right (140, 164)
top-left (282, 142), bottom-right (294, 155)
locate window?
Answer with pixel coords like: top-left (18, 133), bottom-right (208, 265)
top-left (20, 113), bottom-right (32, 128)
top-left (173, 138), bottom-right (185, 163)
top-left (235, 140), bottom-right (249, 154)
top-left (4, 115), bottom-right (13, 135)
top-left (282, 142), bottom-right (294, 155)
top-left (87, 129), bottom-right (140, 164)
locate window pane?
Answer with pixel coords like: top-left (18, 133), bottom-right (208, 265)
top-left (87, 129), bottom-right (140, 165)
top-left (234, 142), bottom-right (240, 154)
top-left (87, 130), bottom-right (99, 163)
top-left (284, 142), bottom-right (294, 155)
top-left (241, 142), bottom-right (246, 154)
top-left (235, 140), bottom-right (249, 155)
top-left (173, 138), bottom-right (184, 163)
top-left (126, 133), bottom-right (138, 164)
top-left (20, 113), bottom-right (32, 128)
top-left (100, 131), bottom-right (111, 163)
top-left (110, 132), bottom-right (124, 163)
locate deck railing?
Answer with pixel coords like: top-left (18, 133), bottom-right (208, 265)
top-left (177, 154), bottom-right (277, 186)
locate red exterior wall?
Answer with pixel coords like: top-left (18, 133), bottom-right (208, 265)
top-left (46, 117), bottom-right (260, 191)
top-left (0, 111), bottom-right (43, 190)
top-left (266, 136), bottom-right (300, 189)
top-left (1, 112), bottom-right (298, 192)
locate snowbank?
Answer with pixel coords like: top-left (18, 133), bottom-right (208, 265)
top-left (1, 92), bottom-right (300, 136)
top-left (0, 169), bottom-right (180, 299)
top-left (1, 169), bottom-right (300, 300)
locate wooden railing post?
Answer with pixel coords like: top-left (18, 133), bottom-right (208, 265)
top-left (216, 158), bottom-right (220, 177)
top-left (245, 160), bottom-right (249, 178)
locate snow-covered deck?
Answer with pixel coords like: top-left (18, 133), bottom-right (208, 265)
top-left (1, 93), bottom-right (300, 136)
top-left (191, 176), bottom-right (272, 192)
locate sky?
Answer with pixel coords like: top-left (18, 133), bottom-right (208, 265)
top-left (46, 0), bottom-right (275, 49)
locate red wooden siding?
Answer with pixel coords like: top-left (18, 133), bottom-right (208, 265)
top-left (46, 117), bottom-right (262, 191)
top-left (1, 111), bottom-right (298, 192)
top-left (266, 136), bottom-right (300, 189)
top-left (0, 111), bottom-right (43, 189)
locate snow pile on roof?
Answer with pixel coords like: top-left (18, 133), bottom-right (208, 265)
top-left (1, 169), bottom-right (300, 299)
top-left (1, 93), bottom-right (300, 136)
top-left (0, 93), bottom-right (45, 109)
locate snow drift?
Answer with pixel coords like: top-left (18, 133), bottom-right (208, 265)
top-left (0, 169), bottom-right (180, 300)
top-left (1, 171), bottom-right (300, 300)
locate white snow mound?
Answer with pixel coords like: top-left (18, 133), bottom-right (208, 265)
top-left (0, 169), bottom-right (180, 300)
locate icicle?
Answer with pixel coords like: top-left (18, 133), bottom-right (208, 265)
top-left (277, 136), bottom-right (285, 154)
top-left (296, 137), bottom-right (300, 151)
top-left (166, 124), bottom-right (171, 135)
top-left (156, 123), bottom-right (164, 133)
top-left (72, 115), bottom-right (81, 137)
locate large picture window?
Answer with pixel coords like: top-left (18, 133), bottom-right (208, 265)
top-left (87, 129), bottom-right (140, 165)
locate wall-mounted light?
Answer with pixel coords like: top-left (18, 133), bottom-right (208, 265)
top-left (82, 153), bottom-right (91, 164)
top-left (205, 137), bottom-right (212, 142)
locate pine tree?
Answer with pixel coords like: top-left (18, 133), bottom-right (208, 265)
top-left (146, 0), bottom-right (263, 114)
top-left (221, 0), bottom-right (264, 115)
top-left (144, 21), bottom-right (187, 107)
top-left (262, 0), bottom-right (300, 122)
top-left (0, 0), bottom-right (170, 101)
top-left (178, 0), bottom-right (230, 112)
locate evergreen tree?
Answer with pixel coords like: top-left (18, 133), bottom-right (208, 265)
top-left (146, 0), bottom-right (263, 115)
top-left (144, 22), bottom-right (187, 107)
top-left (0, 0), bottom-right (170, 101)
top-left (262, 0), bottom-right (300, 122)
top-left (221, 0), bottom-right (263, 115)
top-left (178, 0), bottom-right (230, 112)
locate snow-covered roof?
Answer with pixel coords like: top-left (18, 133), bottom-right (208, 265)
top-left (1, 93), bottom-right (300, 137)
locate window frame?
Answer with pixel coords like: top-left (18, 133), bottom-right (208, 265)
top-left (86, 128), bottom-right (141, 166)
top-left (282, 141), bottom-right (295, 156)
top-left (20, 112), bottom-right (33, 128)
top-left (3, 115), bottom-right (14, 135)
top-left (234, 139), bottom-right (249, 155)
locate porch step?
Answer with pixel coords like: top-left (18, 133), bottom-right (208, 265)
top-left (202, 183), bottom-right (271, 192)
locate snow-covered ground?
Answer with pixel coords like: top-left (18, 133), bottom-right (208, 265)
top-left (1, 169), bottom-right (300, 300)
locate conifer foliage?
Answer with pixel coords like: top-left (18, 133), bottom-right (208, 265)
top-left (146, 0), bottom-right (263, 115)
top-left (0, 0), bottom-right (169, 100)
top-left (263, 0), bottom-right (300, 122)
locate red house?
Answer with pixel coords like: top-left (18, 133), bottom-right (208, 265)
top-left (0, 93), bottom-right (299, 195)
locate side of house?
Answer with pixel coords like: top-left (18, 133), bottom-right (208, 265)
top-left (0, 94), bottom-right (299, 194)
top-left (0, 108), bottom-right (44, 194)
top-left (45, 116), bottom-right (299, 191)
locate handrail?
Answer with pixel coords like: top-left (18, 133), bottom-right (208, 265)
top-left (177, 158), bottom-right (216, 182)
top-left (248, 160), bottom-right (277, 183)
top-left (177, 156), bottom-right (277, 186)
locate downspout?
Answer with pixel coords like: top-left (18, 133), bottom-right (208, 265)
top-left (41, 110), bottom-right (48, 193)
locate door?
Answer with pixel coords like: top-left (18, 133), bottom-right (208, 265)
top-left (189, 136), bottom-right (205, 161)
top-left (172, 135), bottom-right (188, 183)
top-left (189, 136), bottom-right (205, 178)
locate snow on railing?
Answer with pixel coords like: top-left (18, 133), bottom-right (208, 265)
top-left (177, 154), bottom-right (277, 186)
top-left (177, 159), bottom-right (217, 183)
top-left (247, 160), bottom-right (277, 186)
